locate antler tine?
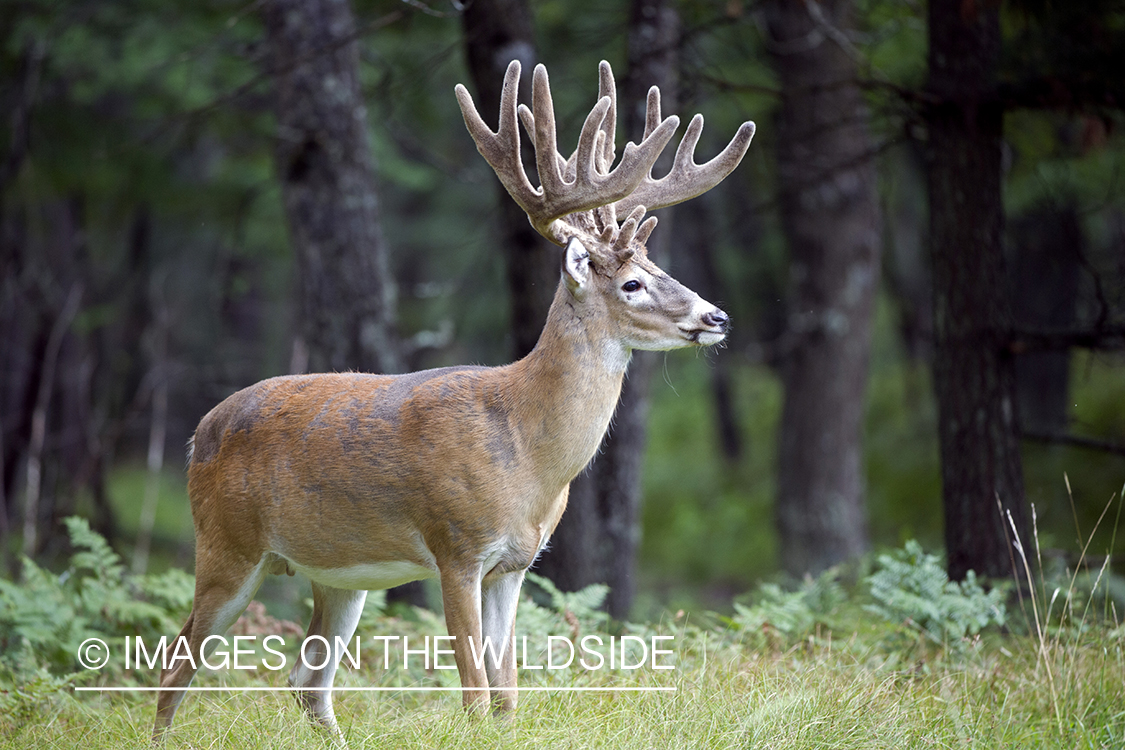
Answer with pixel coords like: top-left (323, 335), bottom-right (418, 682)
top-left (472, 61), bottom-right (679, 245)
top-left (454, 60), bottom-right (542, 218)
top-left (597, 60), bottom-right (617, 172)
top-left (529, 63), bottom-right (565, 208)
top-left (530, 64), bottom-right (682, 237)
top-left (516, 103), bottom-right (570, 180)
top-left (643, 86), bottom-right (662, 140)
top-left (614, 112), bottom-right (757, 217)
top-left (531, 62), bottom-right (617, 184)
top-left (612, 206), bottom-right (647, 250)
top-left (635, 215), bottom-right (659, 246)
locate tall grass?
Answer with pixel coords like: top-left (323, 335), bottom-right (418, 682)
top-left (1003, 482), bottom-right (1125, 744)
top-left (2, 512), bottom-right (1123, 749)
top-left (5, 618), bottom-right (1122, 749)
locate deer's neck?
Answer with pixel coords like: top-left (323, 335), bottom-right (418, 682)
top-left (507, 280), bottom-right (629, 486)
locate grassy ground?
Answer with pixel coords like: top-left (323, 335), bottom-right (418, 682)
top-left (5, 609), bottom-right (1123, 749)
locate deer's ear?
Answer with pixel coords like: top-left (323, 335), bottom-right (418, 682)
top-left (563, 237), bottom-right (592, 298)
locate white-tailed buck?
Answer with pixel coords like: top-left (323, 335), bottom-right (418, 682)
top-left (153, 59), bottom-right (754, 739)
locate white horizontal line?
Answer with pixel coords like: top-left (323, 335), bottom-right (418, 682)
top-left (76, 686), bottom-right (675, 693)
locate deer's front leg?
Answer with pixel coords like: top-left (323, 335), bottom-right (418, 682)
top-left (482, 569), bottom-right (525, 712)
top-left (439, 563), bottom-right (490, 714)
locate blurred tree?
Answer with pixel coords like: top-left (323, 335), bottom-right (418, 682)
top-left (762, 0), bottom-right (881, 576)
top-left (925, 0), bottom-right (1029, 580)
top-left (529, 0), bottom-right (682, 619)
top-left (461, 0), bottom-right (555, 360)
top-left (573, 0), bottom-right (682, 618)
top-left (1000, 0), bottom-right (1125, 385)
top-left (879, 143), bottom-right (931, 364)
top-left (1010, 205), bottom-right (1081, 437)
top-left (1, 191), bottom-right (108, 560)
top-left (458, 0), bottom-right (601, 593)
top-left (262, 0), bottom-right (421, 603)
top-left (261, 0), bottom-right (401, 376)
top-left (927, 0), bottom-right (1125, 581)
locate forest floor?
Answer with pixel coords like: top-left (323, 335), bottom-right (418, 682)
top-left (3, 506), bottom-right (1123, 749)
top-left (5, 598), bottom-right (1123, 749)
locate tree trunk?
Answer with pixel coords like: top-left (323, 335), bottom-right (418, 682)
top-left (1010, 205), bottom-right (1080, 435)
top-left (764, 0), bottom-right (880, 576)
top-left (457, 0), bottom-right (603, 598)
top-left (262, 0), bottom-right (400, 376)
top-left (674, 194), bottom-right (748, 462)
top-left (22, 284), bottom-right (82, 556)
top-left (0, 44), bottom-right (46, 557)
top-left (461, 0), bottom-right (556, 361)
top-left (132, 296), bottom-right (169, 575)
top-left (0, 206), bottom-right (33, 561)
top-left (263, 0), bottom-right (414, 603)
top-left (534, 0), bottom-right (680, 620)
top-left (882, 145), bottom-right (932, 363)
top-left (925, 0), bottom-right (1029, 580)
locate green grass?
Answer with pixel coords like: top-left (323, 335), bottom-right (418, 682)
top-left (4, 518), bottom-right (1123, 748)
top-left (5, 614), bottom-right (1123, 748)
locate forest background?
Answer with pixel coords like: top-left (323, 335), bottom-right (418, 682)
top-left (1, 0), bottom-right (1124, 628)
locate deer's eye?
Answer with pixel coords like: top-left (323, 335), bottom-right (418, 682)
top-left (621, 280), bottom-right (643, 293)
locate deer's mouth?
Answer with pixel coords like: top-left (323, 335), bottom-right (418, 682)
top-left (680, 328), bottom-right (726, 346)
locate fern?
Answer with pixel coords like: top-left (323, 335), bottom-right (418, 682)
top-left (864, 540), bottom-right (1006, 646)
top-left (0, 517), bottom-right (195, 682)
top-left (731, 568), bottom-right (846, 644)
top-left (0, 662), bottom-right (80, 730)
top-left (64, 516), bottom-right (125, 583)
top-left (520, 572), bottom-right (610, 638)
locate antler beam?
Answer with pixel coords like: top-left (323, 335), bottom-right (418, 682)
top-left (456, 60), bottom-right (679, 244)
top-left (455, 59), bottom-right (755, 246)
top-left (614, 86), bottom-right (757, 217)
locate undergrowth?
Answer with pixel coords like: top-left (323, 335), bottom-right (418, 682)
top-left (1, 514), bottom-right (1122, 748)
top-left (0, 517), bottom-right (194, 724)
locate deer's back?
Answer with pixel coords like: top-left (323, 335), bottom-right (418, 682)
top-left (184, 367), bottom-right (541, 568)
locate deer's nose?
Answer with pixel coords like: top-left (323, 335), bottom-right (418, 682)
top-left (702, 309), bottom-right (729, 332)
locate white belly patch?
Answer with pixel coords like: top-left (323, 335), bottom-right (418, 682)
top-left (288, 560), bottom-right (436, 591)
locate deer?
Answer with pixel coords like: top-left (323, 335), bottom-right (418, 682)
top-left (152, 59), bottom-right (754, 740)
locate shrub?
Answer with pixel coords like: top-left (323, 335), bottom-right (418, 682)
top-left (864, 540), bottom-right (1006, 646)
top-left (730, 568), bottom-right (846, 645)
top-left (0, 516), bottom-right (194, 682)
top-left (520, 572), bottom-right (610, 638)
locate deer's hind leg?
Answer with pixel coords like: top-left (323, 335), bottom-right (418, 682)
top-left (287, 583), bottom-right (367, 735)
top-left (153, 553), bottom-right (268, 739)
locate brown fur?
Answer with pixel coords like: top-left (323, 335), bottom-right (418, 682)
top-left (153, 57), bottom-right (748, 742)
top-left (151, 245), bottom-right (728, 739)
